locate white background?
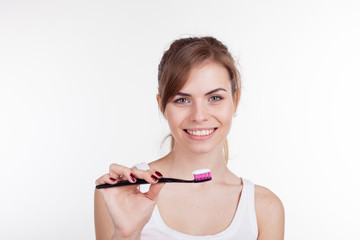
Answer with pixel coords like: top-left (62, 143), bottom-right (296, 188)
top-left (1, 0), bottom-right (359, 239)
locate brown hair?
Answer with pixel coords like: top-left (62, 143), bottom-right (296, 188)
top-left (158, 36), bottom-right (241, 162)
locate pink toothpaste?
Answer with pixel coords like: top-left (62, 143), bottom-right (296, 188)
top-left (192, 169), bottom-right (212, 181)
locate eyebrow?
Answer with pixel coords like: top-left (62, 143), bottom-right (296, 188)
top-left (176, 88), bottom-right (227, 97)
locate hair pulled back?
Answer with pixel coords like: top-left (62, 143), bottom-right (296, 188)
top-left (157, 36), bottom-right (241, 162)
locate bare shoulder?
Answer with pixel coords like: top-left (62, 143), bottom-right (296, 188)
top-left (148, 157), bottom-right (168, 172)
top-left (254, 184), bottom-right (285, 239)
top-left (148, 159), bottom-right (162, 168)
top-left (254, 184), bottom-right (284, 211)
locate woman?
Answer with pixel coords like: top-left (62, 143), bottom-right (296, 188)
top-left (95, 36), bottom-right (285, 240)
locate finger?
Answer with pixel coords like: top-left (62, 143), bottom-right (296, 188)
top-left (131, 168), bottom-right (163, 184)
top-left (145, 183), bottom-right (165, 201)
top-left (95, 174), bottom-right (117, 185)
top-left (109, 164), bottom-right (137, 183)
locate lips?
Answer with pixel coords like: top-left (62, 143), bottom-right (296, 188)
top-left (184, 128), bottom-right (218, 137)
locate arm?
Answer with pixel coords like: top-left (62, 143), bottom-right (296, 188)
top-left (95, 189), bottom-right (142, 240)
top-left (94, 188), bottom-right (115, 240)
top-left (255, 185), bottom-right (285, 240)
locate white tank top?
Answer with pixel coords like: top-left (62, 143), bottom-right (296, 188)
top-left (133, 162), bottom-right (258, 240)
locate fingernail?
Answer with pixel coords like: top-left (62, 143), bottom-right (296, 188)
top-left (110, 178), bottom-right (116, 181)
top-left (151, 175), bottom-right (159, 182)
top-left (130, 173), bottom-right (137, 182)
top-left (155, 171), bottom-right (163, 177)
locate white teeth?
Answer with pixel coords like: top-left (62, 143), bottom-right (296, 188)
top-left (187, 129), bottom-right (215, 136)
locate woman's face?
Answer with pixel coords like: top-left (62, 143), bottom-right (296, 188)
top-left (162, 61), bottom-right (236, 155)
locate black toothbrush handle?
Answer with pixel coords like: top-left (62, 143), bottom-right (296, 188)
top-left (96, 177), bottom-right (211, 189)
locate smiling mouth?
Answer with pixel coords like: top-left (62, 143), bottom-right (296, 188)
top-left (184, 128), bottom-right (218, 136)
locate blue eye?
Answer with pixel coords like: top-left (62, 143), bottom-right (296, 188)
top-left (209, 96), bottom-right (223, 101)
top-left (174, 98), bottom-right (189, 103)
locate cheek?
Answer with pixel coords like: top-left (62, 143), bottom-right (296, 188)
top-left (165, 108), bottom-right (184, 130)
top-left (216, 103), bottom-right (235, 124)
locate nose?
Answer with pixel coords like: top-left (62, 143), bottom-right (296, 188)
top-left (190, 101), bottom-right (209, 122)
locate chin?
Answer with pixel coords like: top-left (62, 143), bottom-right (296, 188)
top-left (186, 142), bottom-right (221, 155)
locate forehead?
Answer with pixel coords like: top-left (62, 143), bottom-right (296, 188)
top-left (180, 61), bottom-right (232, 93)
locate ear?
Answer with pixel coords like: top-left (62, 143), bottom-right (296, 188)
top-left (232, 108), bottom-right (237, 118)
top-left (232, 88), bottom-right (241, 116)
top-left (156, 94), bottom-right (162, 111)
top-left (156, 94), bottom-right (167, 120)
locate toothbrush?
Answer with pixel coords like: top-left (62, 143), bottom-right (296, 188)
top-left (96, 169), bottom-right (212, 189)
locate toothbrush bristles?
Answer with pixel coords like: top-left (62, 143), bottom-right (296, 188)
top-left (192, 169), bottom-right (212, 182)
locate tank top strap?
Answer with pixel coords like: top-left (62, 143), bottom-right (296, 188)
top-left (240, 178), bottom-right (258, 236)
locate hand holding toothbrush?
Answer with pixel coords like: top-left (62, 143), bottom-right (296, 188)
top-left (95, 163), bottom-right (165, 240)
